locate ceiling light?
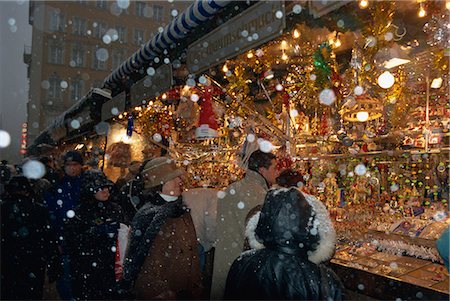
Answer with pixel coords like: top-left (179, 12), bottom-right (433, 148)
top-left (359, 0), bottom-right (368, 9)
top-left (431, 77), bottom-right (443, 89)
top-left (356, 111), bottom-right (369, 122)
top-left (377, 71), bottom-right (395, 89)
top-left (418, 4), bottom-right (426, 17)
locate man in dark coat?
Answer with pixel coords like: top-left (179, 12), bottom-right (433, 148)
top-left (225, 187), bottom-right (343, 300)
top-left (65, 170), bottom-right (124, 300)
top-left (1, 176), bottom-right (61, 300)
top-left (43, 150), bottom-right (84, 300)
top-left (117, 157), bottom-right (202, 299)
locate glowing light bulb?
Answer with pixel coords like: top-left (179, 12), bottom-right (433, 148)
top-left (334, 38), bottom-right (342, 48)
top-left (281, 40), bottom-right (288, 50)
top-left (281, 52), bottom-right (288, 61)
top-left (293, 29), bottom-right (300, 39)
top-left (418, 4), bottom-right (426, 17)
top-left (359, 0), bottom-right (368, 8)
top-left (377, 71), bottom-right (395, 89)
top-left (247, 52), bottom-right (254, 59)
top-left (356, 111), bottom-right (369, 122)
top-left (446, 1), bottom-right (450, 10)
top-left (222, 64), bottom-right (228, 73)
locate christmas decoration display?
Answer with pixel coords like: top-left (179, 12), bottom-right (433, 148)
top-left (106, 142), bottom-right (131, 168)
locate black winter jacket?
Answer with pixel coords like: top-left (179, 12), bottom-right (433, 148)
top-left (65, 199), bottom-right (124, 300)
top-left (225, 188), bottom-right (343, 300)
top-left (1, 194), bottom-right (61, 300)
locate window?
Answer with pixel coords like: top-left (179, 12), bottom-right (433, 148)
top-left (116, 26), bottom-right (127, 43)
top-left (111, 49), bottom-right (126, 70)
top-left (135, 1), bottom-right (146, 17)
top-left (134, 29), bottom-right (145, 46)
top-left (71, 44), bottom-right (85, 67)
top-left (152, 5), bottom-right (163, 21)
top-left (49, 10), bottom-right (64, 32)
top-left (93, 22), bottom-right (107, 39)
top-left (48, 41), bottom-right (64, 64)
top-left (92, 47), bottom-right (107, 70)
top-left (72, 17), bottom-right (86, 35)
top-left (96, 0), bottom-right (107, 9)
top-left (71, 77), bottom-right (84, 102)
top-left (48, 73), bottom-right (61, 99)
top-left (76, 0), bottom-right (87, 4)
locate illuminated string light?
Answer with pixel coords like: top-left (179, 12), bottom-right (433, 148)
top-left (359, 0), bottom-right (368, 9)
top-left (418, 3), bottom-right (426, 17)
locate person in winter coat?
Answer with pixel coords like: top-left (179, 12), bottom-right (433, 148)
top-left (117, 157), bottom-right (202, 300)
top-left (225, 187), bottom-right (343, 300)
top-left (113, 159), bottom-right (151, 225)
top-left (436, 225), bottom-right (449, 271)
top-left (1, 176), bottom-right (62, 300)
top-left (65, 170), bottom-right (124, 300)
top-left (211, 150), bottom-right (279, 300)
top-left (43, 150), bottom-right (84, 300)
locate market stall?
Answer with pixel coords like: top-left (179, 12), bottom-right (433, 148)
top-left (27, 1), bottom-right (449, 298)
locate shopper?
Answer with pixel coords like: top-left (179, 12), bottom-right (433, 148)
top-left (43, 150), bottom-right (84, 300)
top-left (224, 187), bottom-right (343, 300)
top-left (117, 157), bottom-right (202, 299)
top-left (211, 150), bottom-right (279, 299)
top-left (1, 176), bottom-right (61, 300)
top-left (65, 170), bottom-right (124, 300)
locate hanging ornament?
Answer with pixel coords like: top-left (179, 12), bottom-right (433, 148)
top-left (126, 115), bottom-right (134, 137)
top-left (195, 86), bottom-right (221, 139)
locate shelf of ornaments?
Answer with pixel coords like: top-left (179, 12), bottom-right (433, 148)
top-left (327, 198), bottom-right (449, 295)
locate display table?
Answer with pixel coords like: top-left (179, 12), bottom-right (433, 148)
top-left (331, 247), bottom-right (449, 300)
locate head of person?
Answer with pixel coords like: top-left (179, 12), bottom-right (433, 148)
top-left (255, 187), bottom-right (335, 264)
top-left (248, 150), bottom-right (279, 186)
top-left (276, 168), bottom-right (304, 188)
top-left (5, 176), bottom-right (34, 197)
top-left (62, 150), bottom-right (83, 177)
top-left (141, 157), bottom-right (184, 197)
top-left (81, 170), bottom-right (113, 202)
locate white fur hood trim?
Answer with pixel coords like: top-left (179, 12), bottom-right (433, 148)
top-left (245, 211), bottom-right (264, 250)
top-left (303, 193), bottom-right (336, 264)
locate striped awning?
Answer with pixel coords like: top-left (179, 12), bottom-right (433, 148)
top-left (103, 0), bottom-right (231, 88)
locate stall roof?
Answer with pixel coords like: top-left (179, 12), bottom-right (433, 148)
top-left (103, 0), bottom-right (232, 90)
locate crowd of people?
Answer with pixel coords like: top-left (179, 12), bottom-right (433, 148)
top-left (1, 149), bottom-right (353, 300)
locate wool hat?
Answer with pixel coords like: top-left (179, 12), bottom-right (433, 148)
top-left (141, 157), bottom-right (184, 189)
top-left (63, 150), bottom-right (83, 165)
top-left (276, 169), bottom-right (304, 188)
top-left (81, 170), bottom-right (113, 196)
top-left (6, 176), bottom-right (33, 194)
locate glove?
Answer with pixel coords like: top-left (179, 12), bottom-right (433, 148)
top-left (113, 279), bottom-right (135, 300)
top-left (90, 221), bottom-right (119, 235)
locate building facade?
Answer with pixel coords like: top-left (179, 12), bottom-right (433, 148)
top-left (25, 0), bottom-right (189, 144)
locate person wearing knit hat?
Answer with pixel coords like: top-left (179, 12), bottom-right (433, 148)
top-left (43, 150), bottom-right (84, 300)
top-left (117, 157), bottom-right (202, 300)
top-left (65, 170), bottom-right (124, 300)
top-left (1, 176), bottom-right (62, 300)
top-left (225, 187), bottom-right (343, 300)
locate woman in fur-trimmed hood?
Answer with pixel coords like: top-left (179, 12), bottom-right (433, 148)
top-left (224, 187), bottom-right (343, 300)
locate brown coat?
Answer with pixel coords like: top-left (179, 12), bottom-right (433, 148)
top-left (134, 211), bottom-right (202, 299)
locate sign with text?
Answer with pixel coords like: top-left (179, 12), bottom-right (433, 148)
top-left (308, 0), bottom-right (351, 18)
top-left (130, 64), bottom-right (173, 107)
top-left (101, 91), bottom-right (126, 121)
top-left (187, 1), bottom-right (285, 73)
